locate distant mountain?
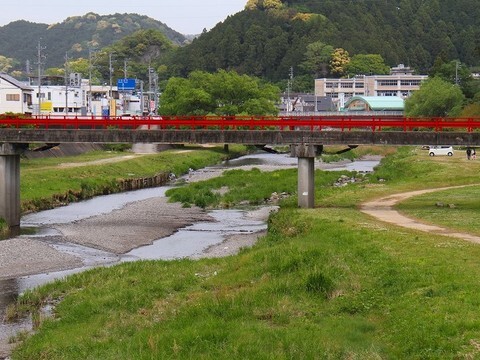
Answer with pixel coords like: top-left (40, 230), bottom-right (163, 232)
top-left (0, 13), bottom-right (187, 69)
top-left (168, 0), bottom-right (480, 84)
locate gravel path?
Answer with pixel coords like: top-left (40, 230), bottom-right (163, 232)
top-left (360, 184), bottom-right (480, 243)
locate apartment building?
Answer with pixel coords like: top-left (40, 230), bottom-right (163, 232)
top-left (314, 65), bottom-right (427, 110)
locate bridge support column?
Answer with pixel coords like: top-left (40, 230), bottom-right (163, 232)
top-left (0, 144), bottom-right (22, 228)
top-left (291, 144), bottom-right (319, 209)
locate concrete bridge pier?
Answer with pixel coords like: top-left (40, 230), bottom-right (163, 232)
top-left (0, 143), bottom-right (23, 228)
top-left (291, 144), bottom-right (320, 209)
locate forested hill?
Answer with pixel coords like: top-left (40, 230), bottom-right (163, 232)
top-left (169, 0), bottom-right (480, 83)
top-left (0, 13), bottom-right (187, 68)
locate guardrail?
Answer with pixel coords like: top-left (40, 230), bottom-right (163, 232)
top-left (1, 115), bottom-right (480, 132)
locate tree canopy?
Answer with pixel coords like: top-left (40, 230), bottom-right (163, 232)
top-left (159, 70), bottom-right (280, 116)
top-left (346, 54), bottom-right (390, 76)
top-left (301, 41), bottom-right (334, 78)
top-left (429, 60), bottom-right (480, 100)
top-left (405, 77), bottom-right (465, 117)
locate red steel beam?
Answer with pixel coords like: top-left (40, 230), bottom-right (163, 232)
top-left (0, 115), bottom-right (480, 132)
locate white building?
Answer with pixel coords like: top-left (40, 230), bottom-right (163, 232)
top-left (314, 65), bottom-right (428, 110)
top-left (0, 73), bottom-right (33, 114)
top-left (31, 81), bottom-right (144, 117)
top-left (0, 73), bottom-right (157, 116)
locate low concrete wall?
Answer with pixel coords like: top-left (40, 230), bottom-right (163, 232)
top-left (117, 172), bottom-right (170, 191)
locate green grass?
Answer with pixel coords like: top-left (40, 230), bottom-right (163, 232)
top-left (9, 145), bottom-right (480, 359)
top-left (12, 207), bottom-right (480, 359)
top-left (19, 145), bottom-right (247, 212)
top-left (167, 167), bottom-right (348, 208)
top-left (0, 218), bottom-right (8, 235)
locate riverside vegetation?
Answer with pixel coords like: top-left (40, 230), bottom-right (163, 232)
top-left (7, 145), bottom-right (480, 359)
top-left (19, 145), bottom-right (247, 213)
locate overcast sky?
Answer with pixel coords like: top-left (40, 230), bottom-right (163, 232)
top-left (0, 0), bottom-right (247, 35)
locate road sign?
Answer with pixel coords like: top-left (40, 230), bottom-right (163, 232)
top-left (117, 78), bottom-right (136, 91)
top-left (69, 73), bottom-right (81, 87)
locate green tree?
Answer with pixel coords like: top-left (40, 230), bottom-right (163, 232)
top-left (246, 0), bottom-right (283, 10)
top-left (460, 103), bottom-right (480, 117)
top-left (429, 60), bottom-right (479, 99)
top-left (405, 77), bottom-right (465, 117)
top-left (159, 76), bottom-right (215, 116)
top-left (301, 41), bottom-right (334, 78)
top-left (0, 55), bottom-right (17, 73)
top-left (346, 54), bottom-right (390, 76)
top-left (159, 70), bottom-right (280, 116)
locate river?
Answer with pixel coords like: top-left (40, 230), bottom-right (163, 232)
top-left (0, 153), bottom-right (380, 357)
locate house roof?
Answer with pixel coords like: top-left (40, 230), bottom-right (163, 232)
top-left (0, 73), bottom-right (33, 91)
top-left (344, 96), bottom-right (404, 111)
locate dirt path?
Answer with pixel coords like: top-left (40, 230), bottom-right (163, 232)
top-left (360, 184), bottom-right (480, 243)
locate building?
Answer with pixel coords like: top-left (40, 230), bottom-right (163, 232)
top-left (343, 96), bottom-right (404, 113)
top-left (0, 73), bottom-right (33, 114)
top-left (279, 93), bottom-right (335, 115)
top-left (25, 73), bottom-right (156, 116)
top-left (314, 66), bottom-right (427, 110)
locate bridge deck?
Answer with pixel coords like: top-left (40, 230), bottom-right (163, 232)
top-left (1, 115), bottom-right (480, 146)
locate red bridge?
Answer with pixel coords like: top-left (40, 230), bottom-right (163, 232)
top-left (1, 114), bottom-right (480, 132)
top-left (1, 114), bottom-right (480, 146)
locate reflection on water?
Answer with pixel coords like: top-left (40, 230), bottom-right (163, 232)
top-left (21, 186), bottom-right (170, 226)
top-left (221, 153), bottom-right (298, 168)
top-left (126, 210), bottom-right (266, 260)
top-left (323, 160), bottom-right (380, 173)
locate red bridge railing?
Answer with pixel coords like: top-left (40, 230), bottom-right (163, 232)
top-left (1, 115), bottom-right (480, 133)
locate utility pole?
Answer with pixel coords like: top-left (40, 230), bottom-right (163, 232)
top-left (148, 66), bottom-right (153, 114)
top-left (455, 60), bottom-right (460, 85)
top-left (287, 66), bottom-right (293, 112)
top-left (122, 59), bottom-right (128, 114)
top-left (153, 71), bottom-right (159, 115)
top-left (140, 80), bottom-right (144, 116)
top-left (109, 52), bottom-right (115, 99)
top-left (36, 40), bottom-right (46, 116)
top-left (64, 52), bottom-right (70, 116)
top-left (88, 48), bottom-right (97, 115)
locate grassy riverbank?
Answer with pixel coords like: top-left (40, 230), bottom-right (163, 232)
top-left (10, 146), bottom-right (480, 359)
top-left (19, 145), bottom-right (247, 213)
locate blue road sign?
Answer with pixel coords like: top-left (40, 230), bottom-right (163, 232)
top-left (117, 78), bottom-right (136, 91)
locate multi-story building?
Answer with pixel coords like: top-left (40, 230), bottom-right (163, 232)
top-left (0, 73), bottom-right (33, 114)
top-left (314, 65), bottom-right (428, 110)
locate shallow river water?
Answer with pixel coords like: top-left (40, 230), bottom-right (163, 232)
top-left (0, 153), bottom-right (380, 355)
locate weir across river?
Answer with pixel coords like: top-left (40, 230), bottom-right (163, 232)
top-left (1, 114), bottom-right (480, 227)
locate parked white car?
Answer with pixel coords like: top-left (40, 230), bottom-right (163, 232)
top-left (428, 146), bottom-right (454, 156)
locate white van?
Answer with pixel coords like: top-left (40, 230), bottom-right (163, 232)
top-left (428, 146), bottom-right (454, 156)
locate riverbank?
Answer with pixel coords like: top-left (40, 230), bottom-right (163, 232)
top-left (0, 153), bottom-right (383, 281)
top-left (0, 151), bottom-right (294, 281)
top-left (1, 149), bottom-right (386, 359)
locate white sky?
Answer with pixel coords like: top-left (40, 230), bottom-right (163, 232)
top-left (0, 0), bottom-right (247, 35)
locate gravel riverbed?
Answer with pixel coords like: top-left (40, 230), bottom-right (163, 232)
top-left (0, 165), bottom-right (276, 281)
